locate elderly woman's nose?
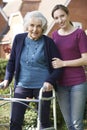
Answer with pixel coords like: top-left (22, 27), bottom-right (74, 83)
top-left (33, 26), bottom-right (37, 31)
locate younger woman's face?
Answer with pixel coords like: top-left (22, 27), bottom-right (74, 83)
top-left (27, 17), bottom-right (43, 40)
top-left (53, 9), bottom-right (70, 29)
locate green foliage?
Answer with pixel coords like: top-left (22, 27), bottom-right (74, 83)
top-left (0, 58), bottom-right (8, 81)
top-left (23, 102), bottom-right (38, 129)
top-left (0, 58), bottom-right (11, 95)
top-left (23, 100), bottom-right (66, 129)
top-left (0, 85), bottom-right (12, 95)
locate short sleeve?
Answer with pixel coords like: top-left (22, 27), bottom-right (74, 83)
top-left (78, 29), bottom-right (87, 53)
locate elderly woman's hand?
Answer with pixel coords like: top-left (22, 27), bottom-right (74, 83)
top-left (2, 80), bottom-right (9, 89)
top-left (43, 82), bottom-right (53, 92)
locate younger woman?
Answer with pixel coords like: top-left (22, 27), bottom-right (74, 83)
top-left (51, 4), bottom-right (87, 130)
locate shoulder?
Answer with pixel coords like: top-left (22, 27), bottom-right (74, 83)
top-left (14, 32), bottom-right (28, 39)
top-left (51, 30), bottom-right (58, 40)
top-left (75, 28), bottom-right (86, 35)
top-left (52, 30), bottom-right (58, 36)
top-left (12, 33), bottom-right (28, 48)
top-left (43, 35), bottom-right (54, 43)
top-left (74, 28), bottom-right (87, 39)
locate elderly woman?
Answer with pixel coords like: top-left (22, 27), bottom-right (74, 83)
top-left (3, 11), bottom-right (62, 130)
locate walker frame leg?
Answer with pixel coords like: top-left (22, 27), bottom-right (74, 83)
top-left (37, 87), bottom-right (57, 130)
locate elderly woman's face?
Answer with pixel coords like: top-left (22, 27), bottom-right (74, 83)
top-left (27, 17), bottom-right (43, 40)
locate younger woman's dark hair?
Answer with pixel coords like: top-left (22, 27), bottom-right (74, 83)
top-left (51, 4), bottom-right (69, 18)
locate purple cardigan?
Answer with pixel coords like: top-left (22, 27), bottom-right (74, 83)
top-left (5, 33), bottom-right (62, 88)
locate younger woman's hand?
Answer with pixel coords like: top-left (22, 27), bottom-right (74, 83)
top-left (52, 58), bottom-right (64, 68)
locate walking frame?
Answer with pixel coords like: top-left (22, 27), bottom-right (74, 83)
top-left (0, 82), bottom-right (57, 130)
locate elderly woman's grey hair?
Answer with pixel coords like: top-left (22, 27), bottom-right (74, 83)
top-left (23, 11), bottom-right (48, 33)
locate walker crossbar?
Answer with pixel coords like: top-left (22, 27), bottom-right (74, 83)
top-left (0, 84), bottom-right (57, 130)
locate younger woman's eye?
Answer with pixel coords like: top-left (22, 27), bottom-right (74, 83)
top-left (54, 17), bottom-right (58, 20)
